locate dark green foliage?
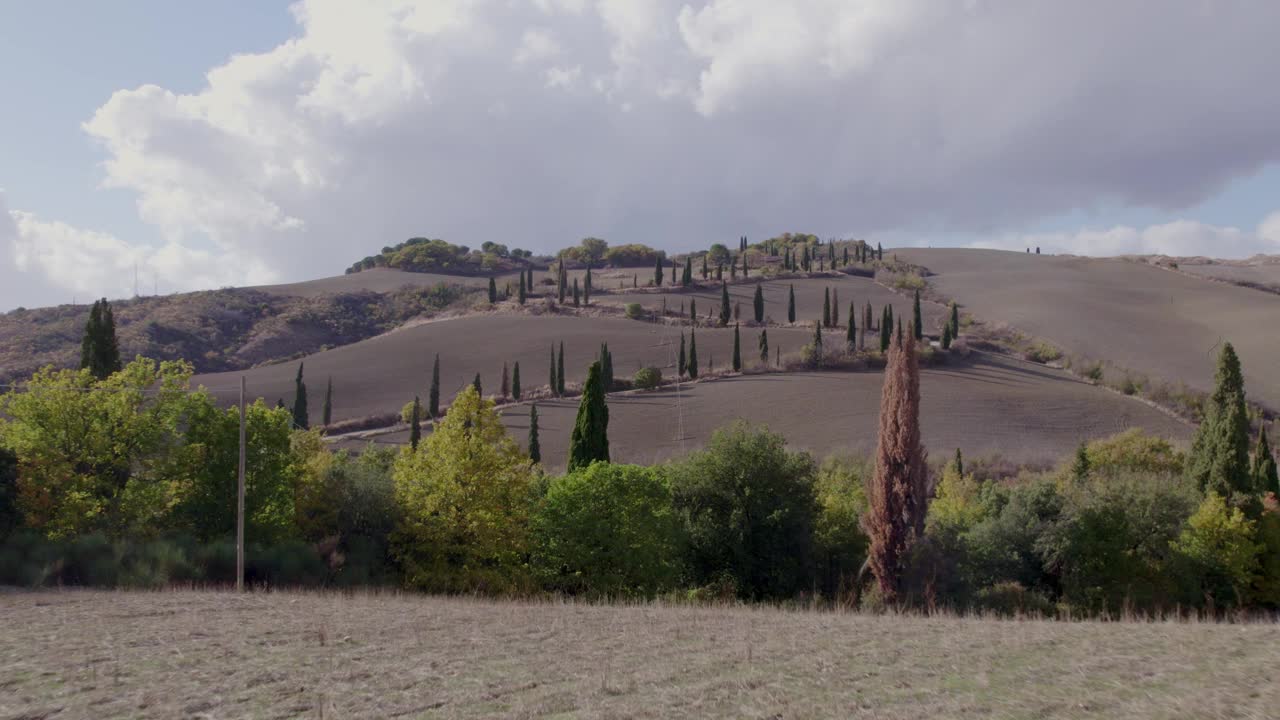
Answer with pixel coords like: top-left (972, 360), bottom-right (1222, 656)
top-left (670, 422), bottom-right (818, 599)
top-left (558, 341), bottom-right (566, 395)
top-left (633, 366), bottom-right (662, 390)
top-left (954, 448), bottom-right (963, 476)
top-left (758, 329), bottom-right (769, 365)
top-left (941, 322), bottom-right (952, 349)
top-left (488, 277), bottom-right (497, 303)
top-left (528, 404), bottom-right (541, 463)
top-left (518, 272), bottom-right (526, 305)
top-left (846, 302), bottom-right (856, 349)
top-left (0, 447), bottom-right (19, 538)
top-left (913, 290), bottom-right (923, 340)
top-left (678, 333), bottom-right (687, 378)
top-left (1254, 425), bottom-right (1278, 494)
top-left (472, 373), bottom-right (482, 396)
top-left (409, 396), bottom-right (422, 451)
top-left (598, 343), bottom-right (614, 391)
top-left (572, 277), bottom-right (580, 307)
top-left (655, 254), bottom-right (664, 286)
top-left (550, 345), bottom-right (558, 395)
top-left (843, 246), bottom-right (849, 266)
top-left (877, 242), bottom-right (883, 260)
top-left (753, 284), bottom-right (764, 323)
top-left (719, 282), bottom-right (731, 326)
top-left (683, 256), bottom-right (693, 286)
top-left (429, 354), bottom-right (441, 418)
top-left (811, 319), bottom-right (823, 365)
top-left (1186, 343), bottom-right (1252, 500)
top-left (701, 254), bottom-right (709, 279)
top-left (949, 302), bottom-right (960, 339)
top-left (741, 251), bottom-right (749, 277)
top-left (501, 362), bottom-right (510, 399)
top-left (831, 289), bottom-right (839, 327)
top-left (1072, 443), bottom-right (1090, 483)
top-left (558, 262), bottom-right (568, 303)
top-left (732, 323), bottom-right (742, 372)
top-left (787, 285), bottom-right (796, 323)
top-left (568, 362), bottom-right (610, 472)
top-left (584, 266), bottom-right (592, 305)
top-left (879, 307), bottom-right (892, 352)
top-left (688, 329), bottom-right (698, 379)
top-left (292, 362), bottom-right (309, 430)
top-left (80, 298), bottom-right (122, 380)
top-left (512, 362), bottom-right (522, 400)
top-left (322, 377), bottom-right (333, 426)
top-left (689, 298), bottom-right (696, 323)
top-left (822, 288), bottom-right (831, 328)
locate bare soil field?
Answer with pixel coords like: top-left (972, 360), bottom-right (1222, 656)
top-left (338, 352), bottom-right (1191, 470)
top-left (1175, 260), bottom-right (1280, 294)
top-left (250, 268), bottom-right (521, 298)
top-left (194, 314), bottom-right (815, 425)
top-left (600, 274), bottom-right (945, 334)
top-left (893, 248), bottom-right (1280, 411)
top-left (3, 589), bottom-right (1276, 720)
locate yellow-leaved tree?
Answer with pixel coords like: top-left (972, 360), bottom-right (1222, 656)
top-left (392, 385), bottom-right (534, 592)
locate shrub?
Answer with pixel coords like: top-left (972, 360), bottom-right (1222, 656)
top-left (633, 366), bottom-right (662, 390)
top-left (1171, 493), bottom-right (1261, 609)
top-left (624, 303), bottom-right (645, 320)
top-left (812, 455), bottom-right (870, 600)
top-left (973, 581), bottom-right (1057, 617)
top-left (1024, 341), bottom-right (1062, 364)
top-left (532, 463), bottom-right (683, 597)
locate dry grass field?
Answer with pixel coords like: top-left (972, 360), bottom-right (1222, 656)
top-left (3, 589), bottom-right (1277, 720)
top-left (1175, 260), bottom-right (1280, 294)
top-left (337, 352), bottom-right (1191, 470)
top-left (194, 314), bottom-right (816, 425)
top-left (894, 248), bottom-right (1280, 411)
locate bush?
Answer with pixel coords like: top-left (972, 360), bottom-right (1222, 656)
top-left (812, 455), bottom-right (870, 600)
top-left (1024, 341), bottom-right (1062, 364)
top-left (624, 303), bottom-right (645, 320)
top-left (633, 366), bottom-right (662, 390)
top-left (973, 582), bottom-right (1057, 617)
top-left (532, 463), bottom-right (683, 597)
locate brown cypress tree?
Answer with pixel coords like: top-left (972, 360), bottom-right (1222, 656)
top-left (863, 330), bottom-right (928, 603)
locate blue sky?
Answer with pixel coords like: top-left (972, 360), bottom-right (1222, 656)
top-left (3, 1), bottom-right (1280, 310)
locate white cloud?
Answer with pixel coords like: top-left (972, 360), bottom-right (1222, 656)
top-left (6, 0), bottom-right (1280, 309)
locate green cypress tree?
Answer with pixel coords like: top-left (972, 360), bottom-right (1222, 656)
top-left (559, 262), bottom-right (568, 303)
top-left (655, 254), bottom-right (664, 286)
top-left (1254, 425), bottom-right (1278, 494)
top-left (678, 333), bottom-right (687, 377)
top-left (276, 398), bottom-right (286, 410)
top-left (897, 317), bottom-right (903, 347)
top-left (572, 277), bottom-right (580, 307)
top-left (518, 271), bottom-right (527, 305)
top-left (913, 290), bottom-right (923, 341)
top-left (1071, 443), bottom-right (1090, 483)
top-left (672, 261), bottom-right (677, 285)
top-left (1186, 342), bottom-right (1252, 499)
top-left (409, 396), bottom-right (422, 451)
top-left (683, 256), bottom-right (693, 286)
top-left (80, 298), bottom-right (122, 380)
top-left (689, 298), bottom-right (697, 324)
top-left (702, 254), bottom-right (709, 279)
top-left (758, 329), bottom-right (769, 365)
top-left (732, 323), bottom-right (742, 372)
top-left (323, 377), bottom-right (333, 426)
top-left (847, 302), bottom-right (856, 350)
top-left (753, 283), bottom-right (765, 323)
top-left (812, 319), bottom-right (823, 366)
top-left (429, 353), bottom-right (441, 418)
top-left (688, 329), bottom-right (699, 379)
top-left (719, 282), bottom-right (731, 326)
top-left (787, 284), bottom-right (796, 323)
top-left (950, 302), bottom-right (960, 339)
top-left (528, 267), bottom-right (535, 294)
top-left (488, 277), bottom-right (497, 303)
top-left (512, 362), bottom-right (522, 400)
top-left (501, 362), bottom-right (510, 399)
top-left (741, 252), bottom-right (748, 277)
top-left (716, 263), bottom-right (723, 280)
top-left (292, 362), bottom-right (309, 429)
top-left (528, 404), bottom-right (541, 464)
top-left (941, 322), bottom-right (952, 350)
top-left (880, 307), bottom-right (891, 352)
top-left (954, 448), bottom-right (964, 477)
top-left (843, 246), bottom-right (849, 266)
top-left (864, 302), bottom-right (873, 348)
top-left (473, 373), bottom-right (482, 396)
top-left (877, 242), bottom-right (883, 260)
top-left (832, 289), bottom-right (839, 327)
top-left (550, 345), bottom-right (558, 395)
top-left (585, 266), bottom-right (592, 305)
top-left (558, 341), bottom-right (566, 395)
top-left (568, 361), bottom-right (610, 471)
top-left (822, 288), bottom-right (831, 328)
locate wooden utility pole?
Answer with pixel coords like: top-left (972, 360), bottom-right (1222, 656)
top-left (236, 376), bottom-right (246, 591)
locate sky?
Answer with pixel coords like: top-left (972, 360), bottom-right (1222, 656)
top-left (3, 0), bottom-right (1280, 310)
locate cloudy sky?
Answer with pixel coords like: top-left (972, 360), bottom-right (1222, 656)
top-left (3, 0), bottom-right (1280, 310)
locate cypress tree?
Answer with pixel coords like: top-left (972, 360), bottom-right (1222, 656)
top-left (753, 283), bottom-right (765, 323)
top-left (690, 298), bottom-right (697, 324)
top-left (276, 398), bottom-right (286, 410)
top-left (655, 254), bottom-right (664, 286)
top-left (528, 404), bottom-right (541, 464)
top-left (518, 271), bottom-right (527, 305)
top-left (843, 246), bottom-right (849, 266)
top-left (80, 298), bottom-right (122, 380)
top-left (913, 290), bottom-right (923, 341)
top-left (847, 302), bottom-right (857, 350)
top-left (802, 245), bottom-right (810, 271)
top-left (409, 396), bottom-right (422, 451)
top-left (880, 307), bottom-right (891, 352)
top-left (323, 377), bottom-right (333, 426)
top-left (550, 345), bottom-right (558, 395)
top-left (292, 362), bottom-right (309, 429)
top-left (678, 333), bottom-right (687, 378)
top-left (559, 262), bottom-right (568, 303)
top-left (877, 242), bottom-right (883, 260)
top-left (742, 251), bottom-right (749, 277)
top-left (1254, 425), bottom-right (1278, 494)
top-left (501, 362), bottom-right (510, 399)
top-left (759, 329), bottom-right (769, 365)
top-left (702, 254), bottom-right (709, 280)
top-left (683, 256), bottom-right (693, 286)
top-left (472, 373), bottom-right (482, 396)
top-left (941, 322), bottom-right (952, 350)
top-left (572, 277), bottom-right (580, 307)
top-left (863, 302), bottom-right (873, 349)
top-left (897, 317), bottom-right (903, 347)
top-left (672, 262), bottom-right (677, 285)
top-left (1186, 342), bottom-right (1252, 500)
top-left (512, 362), bottom-right (522, 400)
top-left (811, 319), bottom-right (823, 367)
top-left (822, 288), bottom-right (831, 328)
top-left (558, 341), bottom-right (566, 395)
top-left (719, 282), bottom-right (731, 326)
top-left (585, 266), bottom-right (592, 305)
top-left (832, 289), bottom-right (840, 327)
top-left (732, 323), bottom-right (742, 372)
top-left (716, 264), bottom-right (723, 280)
top-left (1071, 442), bottom-right (1090, 483)
top-left (954, 448), bottom-right (964, 477)
top-left (949, 302), bottom-right (960, 339)
top-left (429, 353), bottom-right (441, 418)
top-left (787, 284), bottom-right (796, 323)
top-left (730, 258), bottom-right (737, 280)
top-left (688, 329), bottom-right (699, 379)
top-left (568, 361), bottom-right (610, 471)
top-left (528, 267), bottom-right (536, 293)
top-left (488, 277), bottom-right (497, 303)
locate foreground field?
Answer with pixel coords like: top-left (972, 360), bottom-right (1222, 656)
top-left (337, 352), bottom-right (1191, 469)
top-left (895, 248), bottom-right (1280, 411)
top-left (2, 590), bottom-right (1276, 719)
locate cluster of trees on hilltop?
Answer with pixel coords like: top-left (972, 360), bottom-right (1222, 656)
top-left (347, 238), bottom-right (535, 275)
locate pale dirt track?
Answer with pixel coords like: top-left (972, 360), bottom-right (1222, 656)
top-left (194, 314), bottom-right (815, 425)
top-left (894, 248), bottom-right (1280, 411)
top-left (2, 590), bottom-right (1276, 720)
top-left (337, 352), bottom-right (1191, 470)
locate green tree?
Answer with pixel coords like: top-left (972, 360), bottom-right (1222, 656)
top-left (913, 290), bottom-right (923, 341)
top-left (683, 256), bottom-right (693, 286)
top-left (532, 463), bottom-right (683, 596)
top-left (292, 363), bottom-right (309, 430)
top-left (1172, 493), bottom-right (1262, 607)
top-left (941, 322), bottom-right (952, 350)
top-left (678, 333), bottom-right (687, 377)
top-left (1072, 442), bottom-right (1091, 483)
top-left (518, 271), bottom-right (527, 305)
top-left (688, 329), bottom-right (699, 379)
top-left (949, 302), bottom-right (960, 339)
top-left (472, 373), bottom-right (482, 396)
top-left (753, 283), bottom-right (765, 323)
top-left (558, 341), bottom-right (566, 395)
top-left (822, 288), bottom-right (831, 328)
top-left (549, 345), bottom-right (558, 396)
top-left (393, 386), bottom-right (534, 592)
top-left (501, 362), bottom-right (510, 400)
top-left (585, 266), bottom-right (592, 305)
top-left (1186, 343), bottom-right (1252, 501)
top-left (0, 447), bottom-right (19, 538)
top-left (79, 298), bottom-right (122, 380)
top-left (702, 254), bottom-right (709, 279)
top-left (670, 421), bottom-right (818, 599)
top-left (488, 276), bottom-right (497, 303)
top-left (572, 277), bottom-right (580, 307)
top-left (846, 302), bottom-right (856, 350)
top-left (654, 253), bottom-right (664, 286)
top-left (558, 262), bottom-right (568, 303)
top-left (322, 377), bottom-right (333, 426)
top-left (758, 329), bottom-right (769, 365)
top-left (719, 282), bottom-right (731, 326)
top-left (732, 323), bottom-right (742, 372)
top-left (787, 284), bottom-right (796, 323)
top-left (879, 307), bottom-right (891, 352)
top-left (1254, 425), bottom-right (1278, 494)
top-left (409, 396), bottom-right (422, 451)
top-left (831, 289), bottom-right (839, 327)
top-left (512, 362), bottom-right (522, 401)
top-left (568, 362), bottom-right (610, 471)
top-left (429, 354), bottom-right (441, 419)
top-left (528, 404), bottom-right (541, 464)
